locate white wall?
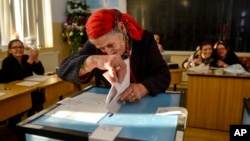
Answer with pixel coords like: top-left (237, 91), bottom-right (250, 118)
top-left (51, 0), bottom-right (68, 23)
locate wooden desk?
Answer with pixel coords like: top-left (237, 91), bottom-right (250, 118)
top-left (0, 84), bottom-right (35, 121)
top-left (35, 75), bottom-right (78, 107)
top-left (170, 68), bottom-right (185, 91)
top-left (10, 75), bottom-right (78, 110)
top-left (187, 72), bottom-right (250, 131)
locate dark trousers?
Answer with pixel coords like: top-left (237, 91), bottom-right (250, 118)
top-left (27, 89), bottom-right (45, 117)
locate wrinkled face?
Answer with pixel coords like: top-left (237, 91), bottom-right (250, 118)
top-left (216, 44), bottom-right (227, 58)
top-left (8, 41), bottom-right (24, 58)
top-left (91, 32), bottom-right (126, 56)
top-left (200, 44), bottom-right (213, 59)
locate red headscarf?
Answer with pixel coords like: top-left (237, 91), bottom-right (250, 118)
top-left (86, 9), bottom-right (144, 41)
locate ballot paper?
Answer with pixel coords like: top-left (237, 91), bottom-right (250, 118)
top-left (103, 59), bottom-right (130, 113)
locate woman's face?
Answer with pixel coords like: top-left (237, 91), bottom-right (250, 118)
top-left (91, 32), bottom-right (126, 56)
top-left (216, 44), bottom-right (227, 58)
top-left (200, 44), bottom-right (213, 59)
top-left (8, 41), bottom-right (24, 58)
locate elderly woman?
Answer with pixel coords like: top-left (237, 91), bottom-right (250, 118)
top-left (58, 9), bottom-right (171, 103)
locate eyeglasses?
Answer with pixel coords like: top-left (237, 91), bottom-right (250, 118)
top-left (11, 46), bottom-right (24, 50)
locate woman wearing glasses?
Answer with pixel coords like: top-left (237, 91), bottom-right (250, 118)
top-left (1, 39), bottom-right (45, 132)
top-left (211, 40), bottom-right (242, 68)
top-left (2, 39), bottom-right (44, 82)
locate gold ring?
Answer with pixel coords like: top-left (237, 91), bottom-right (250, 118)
top-left (115, 66), bottom-right (121, 71)
top-left (130, 93), bottom-right (134, 97)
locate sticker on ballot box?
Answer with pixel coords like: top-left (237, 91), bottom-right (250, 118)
top-left (89, 125), bottom-right (122, 141)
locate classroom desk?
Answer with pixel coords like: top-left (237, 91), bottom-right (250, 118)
top-left (2, 74), bottom-right (78, 120)
top-left (187, 71), bottom-right (250, 131)
top-left (35, 74), bottom-right (78, 106)
top-left (0, 83), bottom-right (36, 121)
top-left (170, 68), bottom-right (185, 91)
top-left (17, 87), bottom-right (185, 141)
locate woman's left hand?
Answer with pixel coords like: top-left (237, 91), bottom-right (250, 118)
top-left (118, 83), bottom-right (149, 103)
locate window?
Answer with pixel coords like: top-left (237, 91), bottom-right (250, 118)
top-left (0, 0), bottom-right (53, 51)
top-left (127, 0), bottom-right (250, 52)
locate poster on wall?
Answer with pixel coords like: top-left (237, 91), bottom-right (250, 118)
top-left (86, 0), bottom-right (126, 13)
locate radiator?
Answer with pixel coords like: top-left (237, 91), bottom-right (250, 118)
top-left (38, 51), bottom-right (59, 73)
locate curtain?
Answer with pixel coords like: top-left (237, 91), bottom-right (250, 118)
top-left (0, 0), bottom-right (15, 50)
top-left (0, 0), bottom-right (53, 50)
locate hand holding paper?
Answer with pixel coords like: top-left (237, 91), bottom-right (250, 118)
top-left (103, 59), bottom-right (130, 113)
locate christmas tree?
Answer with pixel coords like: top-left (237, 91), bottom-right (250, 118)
top-left (62, 0), bottom-right (91, 54)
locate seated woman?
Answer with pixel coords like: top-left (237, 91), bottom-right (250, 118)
top-left (1, 39), bottom-right (45, 131)
top-left (182, 41), bottom-right (214, 69)
top-left (2, 39), bottom-right (44, 82)
top-left (211, 40), bottom-right (243, 68)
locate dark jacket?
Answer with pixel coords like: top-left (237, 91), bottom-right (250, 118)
top-left (2, 54), bottom-right (45, 82)
top-left (210, 50), bottom-right (248, 71)
top-left (58, 30), bottom-right (171, 96)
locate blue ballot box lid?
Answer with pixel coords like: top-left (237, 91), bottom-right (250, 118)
top-left (18, 87), bottom-right (184, 141)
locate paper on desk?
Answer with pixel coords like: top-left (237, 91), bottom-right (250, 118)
top-left (46, 92), bottom-right (108, 123)
top-left (24, 75), bottom-right (51, 81)
top-left (223, 64), bottom-right (250, 75)
top-left (16, 81), bottom-right (40, 86)
top-left (103, 59), bottom-right (130, 113)
top-left (0, 92), bottom-right (5, 96)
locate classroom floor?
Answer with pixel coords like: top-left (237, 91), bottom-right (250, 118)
top-left (0, 84), bottom-right (229, 141)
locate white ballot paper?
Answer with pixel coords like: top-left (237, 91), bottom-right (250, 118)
top-left (103, 59), bottom-right (130, 113)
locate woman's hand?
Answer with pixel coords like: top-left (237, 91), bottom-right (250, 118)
top-left (193, 58), bottom-right (202, 66)
top-left (27, 49), bottom-right (40, 64)
top-left (83, 54), bottom-right (127, 83)
top-left (216, 60), bottom-right (228, 67)
top-left (118, 83), bottom-right (149, 103)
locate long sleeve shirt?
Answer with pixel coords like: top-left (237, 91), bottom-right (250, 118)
top-left (2, 54), bottom-right (44, 82)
